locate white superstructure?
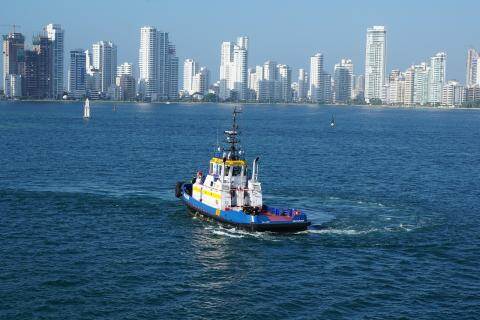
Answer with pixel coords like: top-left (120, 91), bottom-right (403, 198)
top-left (191, 109), bottom-right (262, 211)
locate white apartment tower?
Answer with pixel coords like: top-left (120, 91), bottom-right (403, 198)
top-left (92, 40), bottom-right (117, 94)
top-left (45, 24), bottom-right (65, 99)
top-left (139, 27), bottom-right (158, 100)
top-left (183, 58), bottom-right (197, 94)
top-left (428, 52), bottom-right (447, 104)
top-left (466, 48), bottom-right (479, 87)
top-left (218, 36), bottom-right (249, 101)
top-left (277, 64), bottom-right (292, 102)
top-left (138, 27), bottom-right (178, 101)
top-left (365, 26), bottom-right (387, 103)
top-left (117, 62), bottom-right (133, 77)
top-left (309, 53), bottom-right (330, 103)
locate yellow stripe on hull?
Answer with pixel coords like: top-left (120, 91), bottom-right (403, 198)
top-left (193, 185), bottom-right (221, 200)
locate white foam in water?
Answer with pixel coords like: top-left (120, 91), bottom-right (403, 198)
top-left (308, 228), bottom-right (379, 235)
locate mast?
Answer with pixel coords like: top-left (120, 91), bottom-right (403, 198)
top-left (224, 106), bottom-right (242, 160)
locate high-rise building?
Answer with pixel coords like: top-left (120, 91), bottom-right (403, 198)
top-left (192, 67), bottom-right (209, 95)
top-left (232, 42), bottom-right (248, 100)
top-left (365, 26), bottom-right (387, 103)
top-left (277, 64), bottom-right (292, 102)
top-left (218, 36), bottom-right (248, 101)
top-left (137, 27), bottom-right (178, 101)
top-left (23, 34), bottom-right (52, 99)
top-left (138, 26), bottom-right (158, 100)
top-left (92, 41), bottom-right (117, 95)
top-left (428, 52), bottom-right (447, 105)
top-left (309, 53), bottom-right (331, 103)
top-left (334, 59), bottom-right (353, 103)
top-left (352, 74), bottom-right (365, 101)
top-left (68, 49), bottom-right (86, 99)
top-left (404, 66), bottom-right (415, 106)
top-left (183, 58), bottom-right (197, 95)
top-left (219, 41), bottom-right (233, 100)
top-left (45, 24), bottom-right (64, 99)
top-left (297, 69), bottom-right (308, 102)
top-left (117, 62), bottom-right (133, 77)
top-left (442, 81), bottom-right (465, 107)
top-left (386, 70), bottom-right (405, 105)
top-left (466, 48), bottom-right (478, 87)
top-left (2, 32), bottom-right (25, 98)
top-left (413, 63), bottom-right (429, 105)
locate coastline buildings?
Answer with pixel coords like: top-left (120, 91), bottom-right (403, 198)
top-left (92, 41), bottom-right (117, 97)
top-left (2, 32), bottom-right (25, 98)
top-left (364, 26), bottom-right (386, 103)
top-left (297, 69), bottom-right (308, 102)
top-left (428, 52), bottom-right (447, 105)
top-left (68, 49), bottom-right (86, 99)
top-left (183, 58), bottom-right (209, 96)
top-left (466, 48), bottom-right (478, 87)
top-left (115, 62), bottom-right (136, 100)
top-left (138, 26), bottom-right (178, 101)
top-left (333, 59), bottom-right (353, 103)
top-left (24, 34), bottom-right (53, 99)
top-left (218, 36), bottom-right (248, 101)
top-left (309, 53), bottom-right (332, 103)
top-left (45, 24), bottom-right (64, 99)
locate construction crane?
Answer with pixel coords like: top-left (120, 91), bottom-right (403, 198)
top-left (0, 24), bottom-right (21, 33)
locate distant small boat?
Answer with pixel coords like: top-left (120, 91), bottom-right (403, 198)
top-left (166, 101), bottom-right (171, 105)
top-left (83, 99), bottom-right (91, 119)
top-left (330, 115), bottom-right (335, 127)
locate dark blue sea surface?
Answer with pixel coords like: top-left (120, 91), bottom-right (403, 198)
top-left (1, 101), bottom-right (479, 319)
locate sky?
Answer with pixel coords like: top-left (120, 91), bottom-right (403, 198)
top-left (1, 0), bottom-right (479, 87)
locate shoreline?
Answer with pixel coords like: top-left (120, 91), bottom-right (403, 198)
top-left (1, 99), bottom-right (479, 110)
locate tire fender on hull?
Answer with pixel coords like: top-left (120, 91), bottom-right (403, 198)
top-left (175, 182), bottom-right (183, 198)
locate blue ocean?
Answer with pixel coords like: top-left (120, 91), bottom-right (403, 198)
top-left (1, 102), bottom-right (479, 319)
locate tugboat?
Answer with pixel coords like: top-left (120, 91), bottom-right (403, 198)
top-left (175, 107), bottom-right (310, 232)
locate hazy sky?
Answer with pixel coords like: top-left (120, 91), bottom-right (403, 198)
top-left (1, 0), bottom-right (479, 86)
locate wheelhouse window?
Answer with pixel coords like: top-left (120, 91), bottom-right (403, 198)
top-left (232, 166), bottom-right (242, 176)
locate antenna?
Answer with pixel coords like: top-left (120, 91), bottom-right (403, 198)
top-left (0, 24), bottom-right (21, 33)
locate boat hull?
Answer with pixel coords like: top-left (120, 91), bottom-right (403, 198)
top-left (178, 183), bottom-right (310, 233)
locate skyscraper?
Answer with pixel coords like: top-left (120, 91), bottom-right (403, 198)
top-left (297, 69), bottom-right (308, 102)
top-left (45, 24), bottom-right (64, 99)
top-left (428, 52), bottom-right (447, 105)
top-left (277, 64), bottom-right (292, 102)
top-left (183, 58), bottom-right (197, 94)
top-left (2, 32), bottom-right (25, 98)
top-left (309, 53), bottom-right (331, 103)
top-left (23, 34), bottom-right (52, 99)
top-left (404, 66), bottom-right (415, 106)
top-left (232, 37), bottom-right (248, 100)
top-left (466, 48), bottom-right (478, 87)
top-left (334, 59), bottom-right (353, 103)
top-left (68, 49), bottom-right (86, 99)
top-left (192, 67), bottom-right (209, 95)
top-left (218, 36), bottom-right (249, 101)
top-left (92, 40), bottom-right (117, 95)
top-left (138, 27), bottom-right (178, 101)
top-left (117, 62), bottom-right (133, 77)
top-left (138, 26), bottom-right (158, 100)
top-left (219, 41), bottom-right (233, 100)
top-left (365, 26), bottom-right (387, 103)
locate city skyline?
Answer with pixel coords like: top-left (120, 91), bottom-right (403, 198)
top-left (1, 0), bottom-right (479, 85)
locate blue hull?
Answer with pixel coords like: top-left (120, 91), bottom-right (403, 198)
top-left (179, 183), bottom-right (310, 232)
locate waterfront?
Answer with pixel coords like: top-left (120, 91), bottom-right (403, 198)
top-left (1, 102), bottom-right (480, 319)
